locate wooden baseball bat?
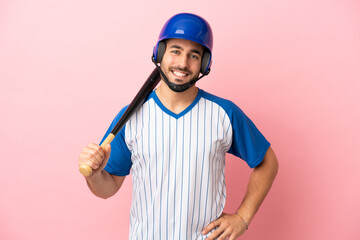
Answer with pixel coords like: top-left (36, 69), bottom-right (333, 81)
top-left (79, 68), bottom-right (161, 176)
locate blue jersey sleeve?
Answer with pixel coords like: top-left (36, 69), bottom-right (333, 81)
top-left (226, 102), bottom-right (270, 168)
top-left (101, 106), bottom-right (132, 176)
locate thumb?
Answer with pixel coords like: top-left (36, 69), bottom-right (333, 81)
top-left (103, 143), bottom-right (111, 160)
top-left (98, 143), bottom-right (111, 171)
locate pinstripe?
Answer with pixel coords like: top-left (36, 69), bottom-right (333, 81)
top-left (135, 112), bottom-right (144, 240)
top-left (147, 102), bottom-right (153, 202)
top-left (137, 186), bottom-right (144, 240)
top-left (216, 106), bottom-right (221, 217)
top-left (154, 100), bottom-right (159, 239)
top-left (201, 102), bottom-right (213, 229)
top-left (190, 102), bottom-right (200, 235)
top-left (222, 119), bottom-right (232, 205)
top-left (219, 112), bottom-right (227, 151)
top-left (147, 101), bottom-right (155, 240)
top-left (178, 115), bottom-right (185, 240)
top-left (209, 104), bottom-right (220, 222)
top-left (154, 100), bottom-right (158, 188)
top-left (129, 118), bottom-right (140, 239)
top-left (128, 119), bottom-right (135, 227)
top-left (214, 106), bottom-right (222, 217)
top-left (221, 116), bottom-right (232, 209)
top-left (159, 110), bottom-right (164, 239)
top-left (140, 106), bottom-right (149, 240)
top-left (185, 109), bottom-right (192, 239)
top-left (172, 118), bottom-right (178, 240)
top-left (195, 99), bottom-right (206, 233)
top-left (166, 115), bottom-right (170, 240)
top-left (224, 119), bottom-right (232, 150)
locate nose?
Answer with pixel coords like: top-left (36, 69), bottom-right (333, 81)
top-left (177, 54), bottom-right (189, 69)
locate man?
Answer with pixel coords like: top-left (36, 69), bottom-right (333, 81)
top-left (78, 13), bottom-right (278, 240)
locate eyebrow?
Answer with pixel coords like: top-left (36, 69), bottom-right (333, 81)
top-left (169, 44), bottom-right (202, 55)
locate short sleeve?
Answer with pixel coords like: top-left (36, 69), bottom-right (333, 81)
top-left (226, 102), bottom-right (270, 168)
top-left (101, 106), bottom-right (132, 176)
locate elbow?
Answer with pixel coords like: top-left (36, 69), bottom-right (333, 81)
top-left (268, 148), bottom-right (279, 178)
top-left (272, 151), bottom-right (279, 172)
top-left (93, 192), bottom-right (114, 199)
top-left (273, 157), bottom-right (279, 177)
top-left (100, 195), bottom-right (111, 200)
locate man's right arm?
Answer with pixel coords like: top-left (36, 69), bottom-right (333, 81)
top-left (79, 143), bottom-right (125, 199)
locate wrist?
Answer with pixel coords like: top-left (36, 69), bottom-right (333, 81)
top-left (235, 212), bottom-right (249, 230)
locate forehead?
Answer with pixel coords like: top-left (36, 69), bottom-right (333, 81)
top-left (166, 38), bottom-right (204, 53)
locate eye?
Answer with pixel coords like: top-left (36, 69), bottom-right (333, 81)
top-left (190, 54), bottom-right (200, 60)
top-left (170, 50), bottom-right (180, 54)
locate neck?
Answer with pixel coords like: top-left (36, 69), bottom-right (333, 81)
top-left (155, 81), bottom-right (198, 114)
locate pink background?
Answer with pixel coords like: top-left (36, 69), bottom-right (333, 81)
top-left (1, 0), bottom-right (359, 239)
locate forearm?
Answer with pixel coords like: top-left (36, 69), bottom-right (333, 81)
top-left (85, 170), bottom-right (124, 199)
top-left (202, 148), bottom-right (278, 239)
top-left (236, 147), bottom-right (279, 226)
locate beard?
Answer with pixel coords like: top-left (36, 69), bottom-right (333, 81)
top-left (158, 65), bottom-right (200, 92)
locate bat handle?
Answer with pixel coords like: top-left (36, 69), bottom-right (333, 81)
top-left (79, 133), bottom-right (115, 177)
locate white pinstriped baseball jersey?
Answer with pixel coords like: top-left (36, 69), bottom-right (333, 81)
top-left (102, 89), bottom-right (270, 240)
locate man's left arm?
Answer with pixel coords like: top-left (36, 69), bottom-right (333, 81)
top-left (202, 147), bottom-right (279, 240)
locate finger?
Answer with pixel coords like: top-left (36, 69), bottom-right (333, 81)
top-left (79, 147), bottom-right (103, 169)
top-left (202, 218), bottom-right (221, 235)
top-left (86, 143), bottom-right (106, 158)
top-left (94, 143), bottom-right (111, 166)
top-left (90, 148), bottom-right (105, 162)
top-left (229, 228), bottom-right (246, 240)
top-left (85, 149), bottom-right (104, 168)
top-left (229, 233), bottom-right (239, 240)
top-left (88, 143), bottom-right (106, 159)
top-left (215, 225), bottom-right (235, 240)
top-left (205, 228), bottom-right (225, 240)
top-left (204, 223), bottom-right (228, 240)
top-left (79, 151), bottom-right (100, 169)
top-left (217, 230), bottom-right (231, 240)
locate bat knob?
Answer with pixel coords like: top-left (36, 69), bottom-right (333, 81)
top-left (79, 165), bottom-right (93, 176)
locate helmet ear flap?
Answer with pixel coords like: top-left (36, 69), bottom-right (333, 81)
top-left (155, 41), bottom-right (166, 63)
top-left (201, 51), bottom-right (211, 74)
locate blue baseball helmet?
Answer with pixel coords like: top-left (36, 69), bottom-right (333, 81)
top-left (153, 13), bottom-right (213, 75)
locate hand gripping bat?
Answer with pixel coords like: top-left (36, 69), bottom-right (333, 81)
top-left (79, 68), bottom-right (161, 176)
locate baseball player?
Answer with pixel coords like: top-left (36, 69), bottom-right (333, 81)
top-left (79, 13), bottom-right (279, 240)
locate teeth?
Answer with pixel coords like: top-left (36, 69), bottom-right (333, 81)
top-left (173, 71), bottom-right (187, 77)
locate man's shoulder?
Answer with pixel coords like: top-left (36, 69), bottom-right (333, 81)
top-left (200, 89), bottom-right (239, 112)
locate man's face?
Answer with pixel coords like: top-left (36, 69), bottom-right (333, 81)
top-left (160, 38), bottom-right (204, 86)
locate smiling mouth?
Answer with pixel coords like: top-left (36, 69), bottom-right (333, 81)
top-left (171, 70), bottom-right (189, 78)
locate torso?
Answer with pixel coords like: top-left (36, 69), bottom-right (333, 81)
top-left (125, 89), bottom-right (233, 239)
